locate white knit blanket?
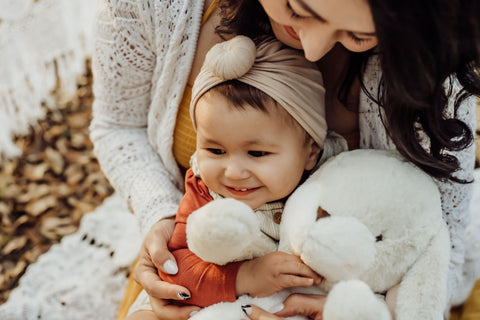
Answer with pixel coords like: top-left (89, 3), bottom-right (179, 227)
top-left (0, 194), bottom-right (143, 320)
top-left (0, 0), bottom-right (97, 158)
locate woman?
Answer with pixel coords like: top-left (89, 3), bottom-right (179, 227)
top-left (90, 0), bottom-right (480, 319)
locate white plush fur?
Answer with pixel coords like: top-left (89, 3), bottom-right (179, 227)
top-left (187, 198), bottom-right (277, 265)
top-left (186, 150), bottom-right (450, 320)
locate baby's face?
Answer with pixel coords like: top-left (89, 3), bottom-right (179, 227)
top-left (195, 92), bottom-right (319, 209)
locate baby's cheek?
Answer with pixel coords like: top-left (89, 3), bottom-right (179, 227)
top-left (196, 158), bottom-right (218, 180)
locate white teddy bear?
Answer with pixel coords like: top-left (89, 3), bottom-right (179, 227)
top-left (186, 149), bottom-right (451, 320)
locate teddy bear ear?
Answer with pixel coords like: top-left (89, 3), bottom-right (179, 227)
top-left (316, 206), bottom-right (330, 220)
top-left (204, 35), bottom-right (256, 80)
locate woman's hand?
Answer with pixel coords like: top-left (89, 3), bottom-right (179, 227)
top-left (236, 252), bottom-right (322, 297)
top-left (242, 294), bottom-right (327, 320)
top-left (133, 218), bottom-right (201, 319)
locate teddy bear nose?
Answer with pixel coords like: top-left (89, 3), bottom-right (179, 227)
top-left (316, 206), bottom-right (330, 220)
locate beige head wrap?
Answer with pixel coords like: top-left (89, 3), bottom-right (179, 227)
top-left (190, 36), bottom-right (327, 148)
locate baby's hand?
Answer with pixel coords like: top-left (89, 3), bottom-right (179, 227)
top-left (235, 252), bottom-right (321, 298)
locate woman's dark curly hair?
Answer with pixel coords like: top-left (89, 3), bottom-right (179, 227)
top-left (217, 0), bottom-right (480, 182)
top-left (216, 0), bottom-right (271, 41)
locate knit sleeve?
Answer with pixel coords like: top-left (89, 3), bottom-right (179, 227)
top-left (161, 169), bottom-right (242, 307)
top-left (360, 57), bottom-right (478, 303)
top-left (90, 0), bottom-right (184, 233)
top-left (437, 78), bottom-right (477, 303)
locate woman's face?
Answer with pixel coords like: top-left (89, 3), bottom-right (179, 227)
top-left (259, 0), bottom-right (378, 61)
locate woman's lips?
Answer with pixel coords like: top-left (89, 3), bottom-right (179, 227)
top-left (284, 26), bottom-right (300, 41)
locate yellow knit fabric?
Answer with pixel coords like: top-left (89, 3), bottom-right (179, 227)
top-left (173, 86), bottom-right (196, 170)
top-left (172, 0), bottom-right (219, 170)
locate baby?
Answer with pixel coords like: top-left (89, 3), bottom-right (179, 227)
top-left (126, 35), bottom-right (337, 318)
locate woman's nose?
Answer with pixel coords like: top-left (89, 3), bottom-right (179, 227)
top-left (297, 25), bottom-right (336, 62)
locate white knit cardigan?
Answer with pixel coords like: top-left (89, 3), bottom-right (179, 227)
top-left (90, 0), bottom-right (477, 305)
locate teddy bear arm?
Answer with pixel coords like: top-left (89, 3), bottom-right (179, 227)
top-left (187, 198), bottom-right (277, 265)
top-left (393, 224), bottom-right (450, 320)
top-left (324, 280), bottom-right (391, 320)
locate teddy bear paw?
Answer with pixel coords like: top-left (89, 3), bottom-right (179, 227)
top-left (323, 280), bottom-right (391, 320)
top-left (187, 198), bottom-right (275, 265)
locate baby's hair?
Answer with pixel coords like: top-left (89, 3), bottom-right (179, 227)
top-left (205, 80), bottom-right (312, 145)
top-left (210, 80), bottom-right (269, 112)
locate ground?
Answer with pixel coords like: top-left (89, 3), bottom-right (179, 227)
top-left (0, 62), bottom-right (114, 304)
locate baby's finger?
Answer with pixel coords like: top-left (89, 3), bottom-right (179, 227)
top-left (278, 258), bottom-right (322, 284)
top-left (278, 274), bottom-right (315, 288)
top-left (242, 305), bottom-right (283, 320)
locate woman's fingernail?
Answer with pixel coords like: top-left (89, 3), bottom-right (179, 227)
top-left (241, 305), bottom-right (252, 316)
top-left (178, 292), bottom-right (191, 300)
top-left (269, 303), bottom-right (284, 314)
top-left (163, 260), bottom-right (178, 274)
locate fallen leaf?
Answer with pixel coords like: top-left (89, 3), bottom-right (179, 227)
top-left (17, 183), bottom-right (51, 203)
top-left (2, 235), bottom-right (28, 255)
top-left (45, 147), bottom-right (65, 175)
top-left (25, 195), bottom-right (57, 216)
top-left (23, 163), bottom-right (49, 181)
top-left (40, 216), bottom-right (77, 240)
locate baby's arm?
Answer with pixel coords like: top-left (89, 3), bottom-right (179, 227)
top-left (161, 245), bottom-right (320, 307)
top-left (160, 169), bottom-right (320, 306)
top-left (160, 247), bottom-right (243, 307)
top-left (158, 170), bottom-right (242, 307)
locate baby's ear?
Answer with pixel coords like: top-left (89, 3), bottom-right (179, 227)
top-left (305, 139), bottom-right (322, 171)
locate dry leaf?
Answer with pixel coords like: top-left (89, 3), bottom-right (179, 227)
top-left (40, 216), bottom-right (77, 240)
top-left (2, 235), bottom-right (28, 255)
top-left (71, 132), bottom-right (87, 149)
top-left (23, 246), bottom-right (44, 263)
top-left (44, 124), bottom-right (68, 140)
top-left (67, 112), bottom-right (90, 129)
top-left (55, 138), bottom-right (69, 155)
top-left (7, 259), bottom-right (27, 280)
top-left (0, 202), bottom-right (14, 228)
top-left (17, 183), bottom-right (51, 203)
top-left (64, 151), bottom-right (91, 165)
top-left (23, 163), bottom-right (49, 181)
top-left (45, 147), bottom-right (65, 175)
top-left (2, 183), bottom-right (22, 199)
top-left (1, 161), bottom-right (17, 176)
top-left (65, 166), bottom-right (85, 186)
top-left (12, 214), bottom-right (31, 229)
top-left (25, 195), bottom-right (57, 216)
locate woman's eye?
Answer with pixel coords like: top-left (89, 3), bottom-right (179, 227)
top-left (287, 1), bottom-right (305, 19)
top-left (347, 32), bottom-right (370, 45)
top-left (248, 151), bottom-right (269, 157)
top-left (207, 148), bottom-right (225, 155)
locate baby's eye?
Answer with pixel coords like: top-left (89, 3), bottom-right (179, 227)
top-left (248, 151), bottom-right (269, 157)
top-left (207, 148), bottom-right (226, 155)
